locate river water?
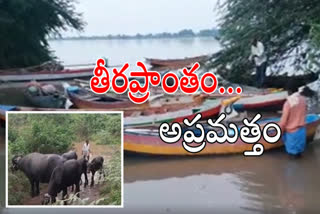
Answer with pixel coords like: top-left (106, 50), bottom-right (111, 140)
top-left (49, 37), bottom-right (220, 66)
top-left (1, 38), bottom-right (320, 213)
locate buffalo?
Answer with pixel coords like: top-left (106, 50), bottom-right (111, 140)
top-left (62, 150), bottom-right (77, 160)
top-left (61, 151), bottom-right (89, 187)
top-left (12, 153), bottom-right (65, 197)
top-left (42, 158), bottom-right (88, 205)
top-left (88, 156), bottom-right (105, 187)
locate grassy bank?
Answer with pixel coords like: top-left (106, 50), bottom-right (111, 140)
top-left (99, 150), bottom-right (122, 205)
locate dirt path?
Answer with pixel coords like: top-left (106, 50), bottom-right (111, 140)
top-left (23, 141), bottom-right (118, 205)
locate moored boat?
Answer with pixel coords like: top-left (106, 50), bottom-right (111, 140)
top-left (124, 99), bottom-right (222, 127)
top-left (145, 55), bottom-right (209, 68)
top-left (24, 92), bottom-right (67, 108)
top-left (66, 86), bottom-right (142, 110)
top-left (220, 72), bottom-right (319, 89)
top-left (233, 91), bottom-right (288, 111)
top-left (67, 87), bottom-right (207, 116)
top-left (0, 105), bottom-right (64, 121)
top-left (0, 67), bottom-right (95, 82)
top-left (24, 82), bottom-right (67, 108)
top-left (124, 114), bottom-right (320, 155)
top-left (0, 105), bottom-right (100, 121)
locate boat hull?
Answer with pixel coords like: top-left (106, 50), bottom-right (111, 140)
top-left (0, 68), bottom-right (94, 82)
top-left (233, 91), bottom-right (287, 111)
top-left (0, 105), bottom-right (96, 121)
top-left (67, 89), bottom-right (142, 110)
top-left (124, 115), bottom-right (320, 155)
top-left (124, 100), bottom-right (221, 127)
top-left (67, 88), bottom-right (207, 117)
top-left (146, 55), bottom-right (209, 68)
top-left (25, 92), bottom-right (66, 108)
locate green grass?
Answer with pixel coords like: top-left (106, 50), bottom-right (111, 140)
top-left (99, 150), bottom-right (122, 205)
top-left (7, 151), bottom-right (30, 205)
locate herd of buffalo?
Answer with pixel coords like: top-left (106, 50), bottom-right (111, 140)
top-left (11, 151), bottom-right (105, 205)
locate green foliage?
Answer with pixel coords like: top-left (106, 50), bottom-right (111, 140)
top-left (7, 150), bottom-right (29, 205)
top-left (100, 150), bottom-right (122, 205)
top-left (70, 114), bottom-right (121, 145)
top-left (210, 0), bottom-right (320, 83)
top-left (71, 114), bottom-right (106, 140)
top-left (8, 113), bottom-right (121, 154)
top-left (7, 113), bottom-right (122, 205)
top-left (93, 115), bottom-right (121, 145)
top-left (8, 114), bottom-right (75, 154)
top-left (0, 0), bottom-right (84, 69)
top-left (311, 24), bottom-right (320, 48)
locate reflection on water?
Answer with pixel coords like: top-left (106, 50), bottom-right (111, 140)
top-left (124, 173), bottom-right (251, 213)
top-left (123, 144), bottom-right (320, 213)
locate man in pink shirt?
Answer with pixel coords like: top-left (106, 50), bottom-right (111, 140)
top-left (279, 82), bottom-right (307, 157)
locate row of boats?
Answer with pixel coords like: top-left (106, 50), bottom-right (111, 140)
top-left (1, 56), bottom-right (320, 156)
top-left (1, 80), bottom-right (319, 156)
top-left (0, 56), bottom-right (207, 83)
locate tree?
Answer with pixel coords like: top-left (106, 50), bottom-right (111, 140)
top-left (177, 29), bottom-right (195, 37)
top-left (0, 0), bottom-right (84, 69)
top-left (209, 0), bottom-right (320, 84)
top-left (198, 29), bottom-right (219, 37)
top-left (311, 24), bottom-right (320, 48)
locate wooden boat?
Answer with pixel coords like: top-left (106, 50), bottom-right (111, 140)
top-left (0, 67), bottom-right (95, 82)
top-left (0, 105), bottom-right (14, 121)
top-left (0, 105), bottom-right (63, 121)
top-left (0, 105), bottom-right (103, 121)
top-left (67, 86), bottom-right (142, 109)
top-left (124, 114), bottom-right (320, 155)
top-left (67, 87), bottom-right (206, 116)
top-left (149, 64), bottom-right (192, 72)
top-left (263, 72), bottom-right (319, 89)
top-left (233, 91), bottom-right (288, 111)
top-left (145, 55), bottom-right (209, 68)
top-left (220, 72), bottom-right (318, 89)
top-left (124, 99), bottom-right (221, 127)
top-left (24, 90), bottom-right (66, 108)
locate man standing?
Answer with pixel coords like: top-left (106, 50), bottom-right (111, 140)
top-left (82, 140), bottom-right (91, 161)
top-left (249, 38), bottom-right (267, 88)
top-left (279, 82), bottom-right (307, 158)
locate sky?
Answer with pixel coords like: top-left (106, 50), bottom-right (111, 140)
top-left (66, 0), bottom-right (221, 36)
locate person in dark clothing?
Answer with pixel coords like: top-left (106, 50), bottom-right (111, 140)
top-left (249, 38), bottom-right (267, 88)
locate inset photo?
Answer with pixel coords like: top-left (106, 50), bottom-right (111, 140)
top-left (6, 111), bottom-right (123, 208)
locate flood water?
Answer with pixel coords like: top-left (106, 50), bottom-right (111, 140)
top-left (1, 38), bottom-right (320, 213)
top-left (49, 37), bottom-right (221, 66)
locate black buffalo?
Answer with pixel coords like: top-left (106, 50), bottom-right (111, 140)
top-left (62, 151), bottom-right (78, 160)
top-left (42, 158), bottom-right (88, 205)
top-left (12, 153), bottom-right (65, 197)
top-left (88, 156), bottom-right (105, 187)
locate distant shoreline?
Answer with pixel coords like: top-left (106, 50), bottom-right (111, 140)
top-left (49, 28), bottom-right (220, 41)
top-left (49, 35), bottom-right (219, 41)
